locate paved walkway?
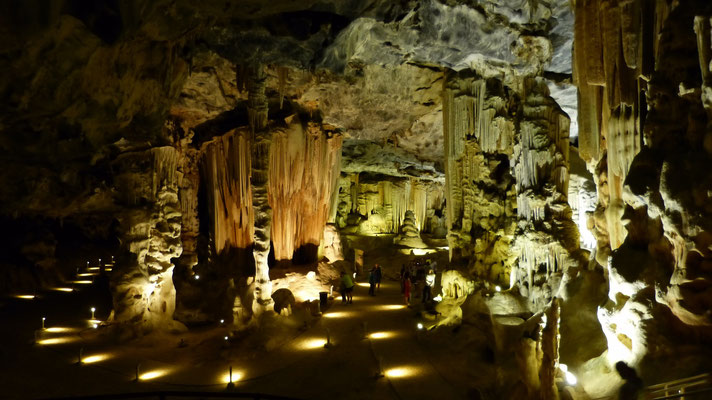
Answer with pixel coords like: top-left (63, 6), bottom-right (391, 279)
top-left (0, 267), bottom-right (466, 400)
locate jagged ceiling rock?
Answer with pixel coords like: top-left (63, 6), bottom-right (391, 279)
top-left (297, 63), bottom-right (444, 163)
top-left (319, 0), bottom-right (565, 75)
top-left (0, 0), bottom-right (574, 217)
top-left (341, 140), bottom-right (443, 180)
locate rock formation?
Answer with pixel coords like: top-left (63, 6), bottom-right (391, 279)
top-left (3, 1), bottom-right (712, 398)
top-left (394, 210), bottom-right (427, 248)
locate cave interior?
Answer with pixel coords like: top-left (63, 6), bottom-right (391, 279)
top-left (2, 1), bottom-right (712, 399)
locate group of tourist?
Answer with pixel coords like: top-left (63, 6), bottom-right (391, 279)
top-left (400, 259), bottom-right (437, 305)
top-left (339, 259), bottom-right (439, 306)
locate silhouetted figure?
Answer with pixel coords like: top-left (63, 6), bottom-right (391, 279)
top-left (368, 267), bottom-right (376, 296)
top-left (399, 264), bottom-right (406, 293)
top-left (616, 361), bottom-right (643, 400)
top-left (340, 271), bottom-right (354, 304)
top-left (374, 264), bottom-right (382, 292)
top-left (404, 272), bottom-right (412, 305)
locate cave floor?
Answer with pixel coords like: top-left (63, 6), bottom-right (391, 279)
top-left (0, 272), bottom-right (469, 400)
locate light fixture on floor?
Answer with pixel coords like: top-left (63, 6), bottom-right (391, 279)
top-left (90, 307), bottom-right (96, 319)
top-left (417, 323), bottom-right (423, 330)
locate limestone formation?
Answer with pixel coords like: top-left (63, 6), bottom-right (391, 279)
top-left (394, 210), bottom-right (427, 248)
top-left (110, 147), bottom-right (185, 335)
top-left (4, 1), bottom-right (712, 399)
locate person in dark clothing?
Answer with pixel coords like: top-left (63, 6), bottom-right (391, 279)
top-left (368, 267), bottom-right (376, 296)
top-left (374, 264), bottom-right (382, 292)
top-left (616, 361), bottom-right (643, 400)
top-left (400, 264), bottom-right (406, 293)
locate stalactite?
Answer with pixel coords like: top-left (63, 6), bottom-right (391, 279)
top-left (511, 78), bottom-right (578, 308)
top-left (201, 130), bottom-right (253, 254)
top-left (442, 72), bottom-right (518, 280)
top-left (573, 0), bottom-right (646, 251)
top-left (338, 172), bottom-right (444, 235)
top-left (269, 117), bottom-right (342, 261)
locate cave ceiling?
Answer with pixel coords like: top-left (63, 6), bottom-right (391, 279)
top-left (0, 0), bottom-right (574, 214)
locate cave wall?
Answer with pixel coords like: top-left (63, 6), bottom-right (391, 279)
top-left (334, 172), bottom-right (445, 235)
top-left (572, 0), bottom-right (712, 387)
top-left (442, 70), bottom-right (582, 305)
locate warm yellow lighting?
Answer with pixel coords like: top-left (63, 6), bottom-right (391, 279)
top-left (411, 248), bottom-right (434, 256)
top-left (15, 295), bottom-right (35, 299)
top-left (376, 304), bottom-right (406, 311)
top-left (45, 327), bottom-right (78, 333)
top-left (323, 311), bottom-right (349, 319)
top-left (220, 370), bottom-right (244, 383)
top-left (356, 282), bottom-right (370, 287)
top-left (369, 331), bottom-right (397, 340)
top-left (87, 267), bottom-right (100, 271)
top-left (71, 280), bottom-right (93, 285)
top-left (52, 287), bottom-right (74, 292)
top-left (385, 367), bottom-right (419, 378)
top-left (297, 338), bottom-right (327, 350)
top-left (88, 319), bottom-right (102, 325)
top-left (82, 354), bottom-right (110, 364)
top-left (139, 369), bottom-right (168, 380)
top-left (77, 273), bottom-right (95, 277)
top-left (38, 337), bottom-right (78, 345)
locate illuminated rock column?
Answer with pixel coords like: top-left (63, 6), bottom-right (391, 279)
top-left (510, 77), bottom-right (579, 309)
top-left (442, 72), bottom-right (517, 282)
top-left (111, 147), bottom-right (184, 334)
top-left (247, 65), bottom-right (274, 318)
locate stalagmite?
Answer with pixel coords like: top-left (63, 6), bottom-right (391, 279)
top-left (336, 172), bottom-right (444, 235)
top-left (246, 65), bottom-right (274, 318)
top-left (442, 72), bottom-right (518, 282)
top-left (110, 147), bottom-right (184, 334)
top-left (394, 210), bottom-right (427, 248)
top-left (511, 78), bottom-right (579, 308)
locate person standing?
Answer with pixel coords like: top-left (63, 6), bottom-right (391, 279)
top-left (399, 264), bottom-right (406, 294)
top-left (368, 267), bottom-right (376, 296)
top-left (340, 271), bottom-right (355, 304)
top-left (423, 269), bottom-right (435, 303)
top-left (374, 264), bottom-right (382, 293)
top-left (404, 272), bottom-right (412, 305)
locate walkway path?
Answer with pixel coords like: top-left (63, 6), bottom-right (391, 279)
top-left (0, 264), bottom-right (466, 400)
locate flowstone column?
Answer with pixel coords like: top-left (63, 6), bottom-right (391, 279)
top-left (110, 147), bottom-right (184, 335)
top-left (511, 77), bottom-right (580, 310)
top-left (246, 65), bottom-right (274, 318)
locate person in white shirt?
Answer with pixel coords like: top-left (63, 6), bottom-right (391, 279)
top-left (423, 269), bottom-right (435, 303)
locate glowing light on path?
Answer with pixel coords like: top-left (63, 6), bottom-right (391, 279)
top-left (51, 287), bottom-right (74, 293)
top-left (356, 283), bottom-right (370, 288)
top-left (377, 304), bottom-right (406, 311)
top-left (38, 337), bottom-right (78, 345)
top-left (323, 311), bottom-right (350, 319)
top-left (139, 369), bottom-right (168, 380)
top-left (369, 331), bottom-right (397, 340)
top-left (297, 338), bottom-right (327, 350)
top-left (385, 367), bottom-right (420, 378)
top-left (220, 370), bottom-right (244, 383)
top-left (15, 295), bottom-right (35, 300)
top-left (45, 327), bottom-right (77, 333)
top-left (82, 354), bottom-right (110, 364)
